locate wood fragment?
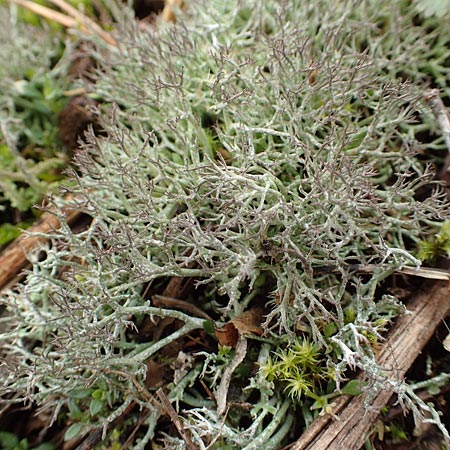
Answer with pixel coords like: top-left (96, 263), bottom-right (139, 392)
top-left (291, 279), bottom-right (450, 450)
top-left (0, 207), bottom-right (81, 292)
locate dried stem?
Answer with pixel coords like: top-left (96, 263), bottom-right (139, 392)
top-left (156, 388), bottom-right (197, 450)
top-left (9, 0), bottom-right (116, 46)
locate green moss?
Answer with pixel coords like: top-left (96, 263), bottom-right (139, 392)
top-left (417, 221), bottom-right (450, 261)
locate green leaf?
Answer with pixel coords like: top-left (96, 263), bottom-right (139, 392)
top-left (0, 223), bottom-right (22, 246)
top-left (89, 398), bottom-right (104, 417)
top-left (69, 388), bottom-right (92, 399)
top-left (32, 443), bottom-right (56, 450)
top-left (310, 396), bottom-right (329, 411)
top-left (64, 423), bottom-right (85, 442)
top-left (341, 380), bottom-right (366, 396)
top-left (203, 320), bottom-right (215, 335)
top-left (19, 438), bottom-right (29, 450)
top-left (0, 144), bottom-right (14, 167)
top-left (0, 431), bottom-right (20, 449)
top-left (91, 388), bottom-right (105, 400)
top-left (344, 130), bottom-right (367, 151)
top-left (324, 322), bottom-right (338, 338)
top-left (67, 399), bottom-right (84, 421)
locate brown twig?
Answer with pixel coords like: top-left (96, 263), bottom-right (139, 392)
top-left (0, 206), bottom-right (81, 292)
top-left (156, 388), bottom-right (197, 450)
top-left (152, 294), bottom-right (213, 320)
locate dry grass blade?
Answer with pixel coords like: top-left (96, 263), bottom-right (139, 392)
top-left (11, 0), bottom-right (77, 27)
top-left (216, 338), bottom-right (248, 416)
top-left (9, 0), bottom-right (116, 46)
top-left (425, 89), bottom-right (450, 154)
top-left (45, 0), bottom-right (116, 45)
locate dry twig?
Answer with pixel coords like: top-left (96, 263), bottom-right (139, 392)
top-left (152, 294), bottom-right (213, 320)
top-left (0, 206), bottom-right (81, 292)
top-left (9, 0), bottom-right (116, 46)
top-left (156, 388), bottom-right (197, 450)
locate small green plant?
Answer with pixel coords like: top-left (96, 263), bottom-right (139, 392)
top-left (417, 221), bottom-right (450, 261)
top-left (366, 418), bottom-right (409, 449)
top-left (0, 432), bottom-right (55, 450)
top-left (260, 338), bottom-right (328, 402)
top-left (0, 5), bottom-right (71, 245)
top-left (260, 338), bottom-right (366, 415)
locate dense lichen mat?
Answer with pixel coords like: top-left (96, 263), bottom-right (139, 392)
top-left (1, 1), bottom-right (450, 448)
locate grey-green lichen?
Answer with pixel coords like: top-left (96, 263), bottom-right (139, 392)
top-left (1, 0), bottom-right (450, 448)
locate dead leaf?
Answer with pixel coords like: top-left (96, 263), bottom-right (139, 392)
top-left (161, 0), bottom-right (184, 23)
top-left (145, 360), bottom-right (166, 389)
top-left (232, 307), bottom-right (264, 336)
top-left (215, 306), bottom-right (264, 347)
top-left (215, 322), bottom-right (239, 347)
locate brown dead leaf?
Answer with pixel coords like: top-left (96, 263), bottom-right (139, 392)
top-left (232, 307), bottom-right (264, 336)
top-left (215, 306), bottom-right (264, 347)
top-left (59, 95), bottom-right (98, 153)
top-left (215, 322), bottom-right (239, 347)
top-left (308, 68), bottom-right (319, 85)
top-left (145, 360), bottom-right (166, 389)
top-left (161, 0), bottom-right (184, 23)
